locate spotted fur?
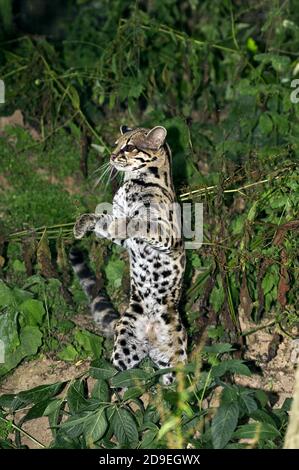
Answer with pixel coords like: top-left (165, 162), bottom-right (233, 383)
top-left (73, 126), bottom-right (187, 384)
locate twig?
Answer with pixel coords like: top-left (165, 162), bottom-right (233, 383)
top-left (179, 170), bottom-right (295, 201)
top-left (122, 21), bottom-right (241, 55)
top-left (0, 416), bottom-right (46, 449)
top-left (240, 320), bottom-right (276, 337)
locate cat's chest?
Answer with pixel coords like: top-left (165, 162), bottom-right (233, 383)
top-left (112, 184), bottom-right (140, 217)
top-left (112, 186), bottom-right (127, 217)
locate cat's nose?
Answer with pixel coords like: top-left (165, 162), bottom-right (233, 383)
top-left (111, 153), bottom-right (117, 160)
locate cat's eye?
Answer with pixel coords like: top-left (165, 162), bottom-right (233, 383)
top-left (125, 144), bottom-right (136, 152)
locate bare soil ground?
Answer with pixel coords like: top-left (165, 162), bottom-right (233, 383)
top-left (237, 308), bottom-right (298, 407)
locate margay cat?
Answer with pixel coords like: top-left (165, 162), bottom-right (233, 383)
top-left (71, 125), bottom-right (187, 384)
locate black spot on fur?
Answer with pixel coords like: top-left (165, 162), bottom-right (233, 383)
top-left (132, 354), bottom-right (139, 361)
top-left (149, 166), bottom-right (159, 177)
top-left (162, 270), bottom-right (172, 278)
top-left (161, 313), bottom-right (171, 324)
top-left (125, 312), bottom-right (136, 320)
top-left (120, 339), bottom-right (126, 346)
top-left (123, 348), bottom-right (130, 355)
top-left (69, 249), bottom-right (84, 264)
top-left (93, 299), bottom-right (110, 311)
top-left (131, 303), bottom-right (143, 314)
top-left (159, 361), bottom-right (168, 367)
top-left (118, 360), bottom-right (126, 370)
top-left (158, 288), bottom-right (167, 295)
top-left (77, 265), bottom-right (93, 279)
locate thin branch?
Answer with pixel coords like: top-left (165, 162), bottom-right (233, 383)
top-left (0, 416), bottom-right (46, 449)
top-left (179, 170), bottom-right (295, 201)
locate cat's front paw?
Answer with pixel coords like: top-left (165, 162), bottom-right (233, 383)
top-left (73, 213), bottom-right (97, 239)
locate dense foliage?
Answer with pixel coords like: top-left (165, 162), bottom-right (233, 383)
top-left (0, 0), bottom-right (298, 449)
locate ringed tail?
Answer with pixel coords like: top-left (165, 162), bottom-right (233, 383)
top-left (69, 247), bottom-right (119, 336)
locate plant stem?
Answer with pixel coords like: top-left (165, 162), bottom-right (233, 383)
top-left (241, 320), bottom-right (276, 336)
top-left (0, 416), bottom-right (46, 448)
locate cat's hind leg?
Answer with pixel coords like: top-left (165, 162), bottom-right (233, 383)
top-left (111, 309), bottom-right (148, 371)
top-left (148, 312), bottom-right (187, 385)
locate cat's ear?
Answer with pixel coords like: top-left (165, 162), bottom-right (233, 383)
top-left (120, 125), bottom-right (132, 135)
top-left (145, 126), bottom-right (167, 149)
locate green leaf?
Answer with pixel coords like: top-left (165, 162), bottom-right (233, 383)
top-left (12, 259), bottom-right (26, 272)
top-left (258, 113), bottom-right (273, 135)
top-left (89, 359), bottom-right (117, 380)
top-left (44, 399), bottom-right (65, 437)
top-left (271, 55), bottom-right (291, 73)
top-left (255, 389), bottom-right (268, 407)
top-left (143, 404), bottom-right (160, 424)
top-left (110, 369), bottom-right (152, 388)
top-left (0, 280), bottom-right (16, 307)
top-left (23, 399), bottom-right (52, 421)
top-left (58, 344), bottom-right (79, 362)
top-left (233, 422), bottom-right (280, 440)
top-left (91, 379), bottom-right (110, 402)
top-left (207, 325), bottom-right (225, 339)
top-left (83, 408), bottom-right (108, 446)
top-left (104, 257), bottom-right (125, 289)
top-left (67, 379), bottom-right (89, 414)
top-left (119, 77), bottom-right (143, 100)
top-left (20, 299), bottom-right (45, 326)
top-left (221, 386), bottom-right (239, 404)
top-left (204, 343), bottom-right (234, 354)
top-left (0, 323), bottom-right (42, 377)
top-left (247, 37), bottom-right (258, 53)
top-left (239, 392), bottom-right (257, 414)
top-left (50, 431), bottom-right (82, 449)
top-left (209, 277), bottom-right (225, 313)
top-left (123, 386), bottom-right (145, 401)
top-left (247, 200), bottom-right (259, 222)
top-left (74, 329), bottom-right (103, 359)
top-left (250, 409), bottom-right (277, 427)
top-left (18, 382), bottom-right (65, 405)
top-left (262, 267), bottom-right (278, 295)
top-left (19, 326), bottom-right (43, 357)
top-left (59, 412), bottom-right (92, 438)
top-left (69, 85), bottom-right (80, 109)
top-left (140, 428), bottom-right (159, 449)
top-left (211, 401), bottom-right (239, 449)
top-left (0, 394), bottom-right (18, 410)
top-left (212, 359), bottom-right (251, 378)
top-left (111, 407), bottom-right (139, 448)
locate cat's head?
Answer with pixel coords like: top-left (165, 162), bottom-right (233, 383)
top-left (110, 126), bottom-right (168, 172)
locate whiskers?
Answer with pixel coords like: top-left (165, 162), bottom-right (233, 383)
top-left (92, 161), bottom-right (122, 190)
